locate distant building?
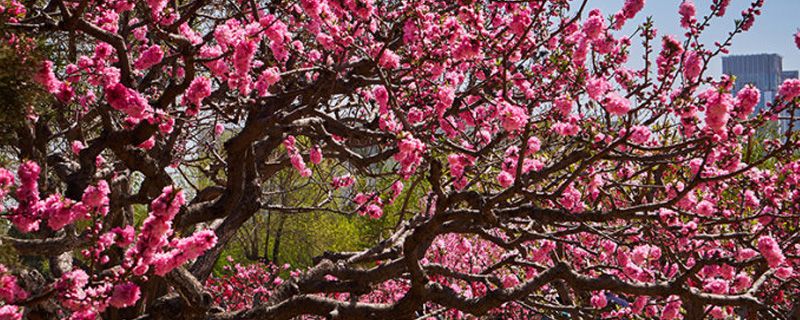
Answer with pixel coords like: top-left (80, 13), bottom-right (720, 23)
top-left (783, 70), bottom-right (799, 82)
top-left (722, 54), bottom-right (798, 133)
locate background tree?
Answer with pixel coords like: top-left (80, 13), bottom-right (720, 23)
top-left (1, 0), bottom-right (800, 319)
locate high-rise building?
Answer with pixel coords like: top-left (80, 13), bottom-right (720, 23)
top-left (783, 70), bottom-right (799, 82)
top-left (722, 54), bottom-right (798, 133)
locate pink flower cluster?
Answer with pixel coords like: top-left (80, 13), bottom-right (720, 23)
top-left (133, 45), bottom-right (163, 70)
top-left (795, 30), bottom-right (800, 50)
top-left (657, 35), bottom-right (684, 79)
top-left (448, 153), bottom-right (474, 190)
top-left (105, 82), bottom-right (152, 122)
top-left (0, 265), bottom-right (28, 304)
top-left (183, 77), bottom-right (212, 115)
top-left (331, 174), bottom-right (355, 189)
top-left (701, 87), bottom-right (733, 132)
top-left (1, 161), bottom-right (110, 233)
top-left (628, 125), bottom-right (651, 144)
top-left (109, 282), bottom-right (141, 308)
top-left (283, 136), bottom-right (312, 177)
top-left (678, 0), bottom-right (697, 29)
top-left (603, 92), bottom-right (631, 115)
top-left (33, 60), bottom-right (62, 94)
top-left (255, 67), bottom-right (281, 97)
top-left (354, 192), bottom-right (383, 219)
top-left (613, 0), bottom-right (645, 29)
top-left (583, 9), bottom-right (606, 41)
top-left (757, 235), bottom-right (785, 268)
top-left (499, 102), bottom-right (529, 133)
top-left (394, 133), bottom-right (425, 178)
top-left (779, 78), bottom-right (800, 100)
top-left (152, 229), bottom-right (218, 275)
top-left (125, 186), bottom-right (218, 277)
top-left (683, 51), bottom-right (702, 81)
top-left (734, 85), bottom-right (760, 119)
top-left (378, 49), bottom-right (400, 69)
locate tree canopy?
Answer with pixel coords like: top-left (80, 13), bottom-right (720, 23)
top-left (1, 0), bottom-right (800, 319)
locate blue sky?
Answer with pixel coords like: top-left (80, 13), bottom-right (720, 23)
top-left (581, 0), bottom-right (799, 76)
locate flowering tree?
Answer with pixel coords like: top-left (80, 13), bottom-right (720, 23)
top-left (2, 0), bottom-right (800, 318)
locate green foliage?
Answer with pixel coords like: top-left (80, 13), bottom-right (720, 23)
top-left (213, 158), bottom-right (430, 274)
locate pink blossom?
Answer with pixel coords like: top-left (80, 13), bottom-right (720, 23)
top-left (776, 266), bottom-right (794, 279)
top-left (735, 85), bottom-right (760, 119)
top-left (559, 184), bottom-right (584, 213)
top-left (390, 180), bottom-right (403, 202)
top-left (183, 77), bottom-right (212, 112)
top-left (778, 78), bottom-right (800, 100)
top-left (696, 200), bottom-right (715, 216)
top-left (42, 195), bottom-right (78, 230)
top-left (553, 96), bottom-right (572, 116)
top-left (661, 299), bottom-right (682, 320)
top-left (629, 125), bottom-right (651, 144)
top-left (679, 1), bottom-right (696, 29)
top-left (603, 92), bottom-right (631, 115)
top-left (703, 278), bottom-right (729, 294)
top-left (501, 274), bottom-right (519, 288)
top-left (454, 37), bottom-right (480, 60)
top-left (81, 180), bottom-right (110, 212)
top-left (200, 45), bottom-right (229, 78)
top-left (109, 282), bottom-right (141, 308)
top-left (316, 33), bottom-right (335, 50)
top-left (309, 145), bottom-right (322, 164)
top-left (153, 229), bottom-right (217, 276)
top-left (378, 49), bottom-right (400, 69)
top-left (500, 103), bottom-right (528, 132)
top-left (354, 193), bottom-right (370, 205)
top-left (233, 39), bottom-right (257, 76)
top-left (736, 248), bottom-right (758, 261)
top-left (552, 122), bottom-right (580, 136)
top-left (394, 134), bottom-right (425, 177)
top-left (138, 137), bottom-right (156, 150)
top-left (374, 85), bottom-right (389, 114)
top-left (0, 305), bottom-right (22, 320)
top-left (12, 161), bottom-right (42, 233)
top-left (526, 136), bottom-right (541, 154)
top-left (133, 45), bottom-right (164, 70)
top-left (657, 36), bottom-right (684, 78)
top-left (0, 271), bottom-right (28, 303)
top-left (364, 204), bottom-right (383, 219)
top-left (733, 273), bottom-right (752, 292)
top-left (613, 0), bottom-right (645, 29)
top-left (283, 136), bottom-right (297, 152)
top-left (290, 153), bottom-right (312, 177)
top-left (701, 87), bottom-right (732, 132)
top-left (105, 83), bottom-right (152, 120)
top-left (583, 9), bottom-right (606, 40)
top-left (331, 175), bottom-right (355, 189)
top-left (497, 171), bottom-right (514, 188)
top-left (146, 0), bottom-right (167, 16)
top-left (586, 76), bottom-right (610, 101)
top-left (683, 51), bottom-right (702, 81)
top-left (795, 30), bottom-right (800, 50)
top-left (713, 0), bottom-right (731, 16)
top-left (255, 67), bottom-right (281, 97)
top-left (33, 60), bottom-right (61, 93)
top-left (180, 23), bottom-right (203, 45)
top-left (71, 140), bottom-right (85, 155)
top-left (158, 115), bottom-right (175, 134)
top-left (590, 291), bottom-right (607, 309)
top-left (757, 235), bottom-right (785, 268)
top-left (0, 169), bottom-right (13, 202)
